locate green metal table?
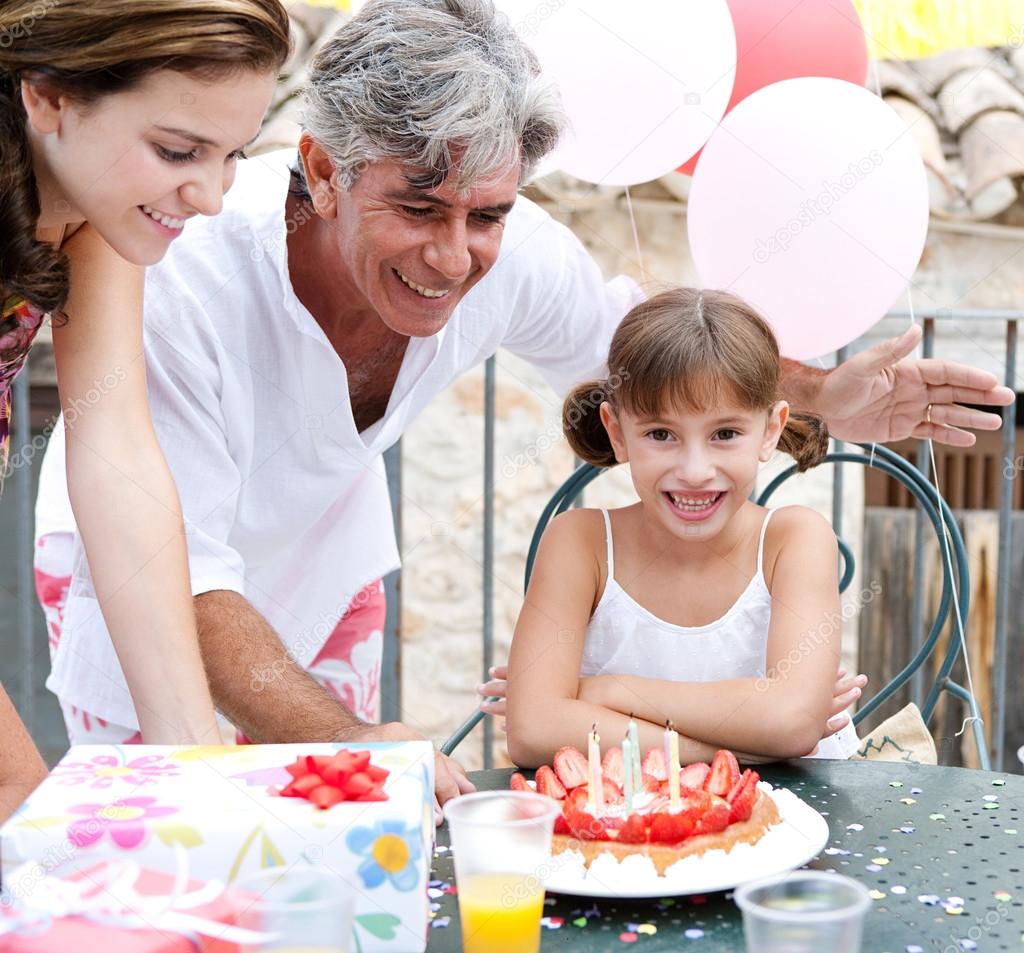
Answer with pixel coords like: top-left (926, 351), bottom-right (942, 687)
top-left (424, 760), bottom-right (1023, 951)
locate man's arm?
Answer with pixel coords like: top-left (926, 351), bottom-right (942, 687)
top-left (195, 589), bottom-right (363, 742)
top-left (194, 589), bottom-right (475, 819)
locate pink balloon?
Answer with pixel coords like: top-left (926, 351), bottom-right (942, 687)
top-left (687, 78), bottom-right (929, 360)
top-left (679, 0), bottom-right (868, 175)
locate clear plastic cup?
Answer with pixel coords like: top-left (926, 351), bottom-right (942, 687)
top-left (444, 790), bottom-right (561, 953)
top-left (237, 866), bottom-right (355, 953)
top-left (734, 871), bottom-right (871, 953)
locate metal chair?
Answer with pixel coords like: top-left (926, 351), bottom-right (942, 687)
top-left (442, 443), bottom-right (990, 769)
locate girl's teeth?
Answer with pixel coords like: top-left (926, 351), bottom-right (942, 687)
top-left (395, 269), bottom-right (449, 299)
top-left (142, 205), bottom-right (185, 230)
top-left (669, 493), bottom-right (720, 511)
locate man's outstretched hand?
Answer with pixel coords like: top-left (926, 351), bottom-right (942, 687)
top-left (816, 324), bottom-right (1015, 445)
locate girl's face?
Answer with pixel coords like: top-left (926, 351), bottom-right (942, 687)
top-left (24, 67), bottom-right (279, 265)
top-left (600, 394), bottom-right (789, 544)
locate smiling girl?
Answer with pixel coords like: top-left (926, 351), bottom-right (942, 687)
top-left (506, 288), bottom-right (863, 767)
top-left (0, 0), bottom-right (290, 752)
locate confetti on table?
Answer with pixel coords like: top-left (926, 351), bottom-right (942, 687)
top-left (992, 778), bottom-right (1005, 786)
top-left (944, 906), bottom-right (963, 916)
top-left (947, 897), bottom-right (965, 906)
top-left (889, 781), bottom-right (904, 788)
top-left (959, 940), bottom-right (977, 951)
top-left (900, 825), bottom-right (916, 833)
top-left (684, 928), bottom-right (705, 939)
top-left (983, 794), bottom-right (999, 802)
top-left (584, 904), bottom-right (601, 919)
top-left (428, 879), bottom-right (444, 888)
top-left (618, 933), bottom-right (638, 943)
top-left (1005, 828), bottom-right (1018, 835)
top-left (443, 885), bottom-right (458, 895)
top-left (626, 923), bottom-right (641, 932)
top-left (906, 946), bottom-right (923, 953)
top-left (430, 917), bottom-right (450, 929)
top-left (929, 813), bottom-right (946, 821)
top-left (918, 895), bottom-right (941, 905)
top-left (911, 787), bottom-right (923, 794)
top-left (430, 902), bottom-right (441, 913)
top-left (433, 845), bottom-right (450, 853)
top-left (891, 885), bottom-right (907, 895)
top-left (866, 864), bottom-right (882, 873)
top-left (900, 797), bottom-right (917, 805)
top-left (874, 846), bottom-right (888, 853)
top-left (869, 889), bottom-right (886, 900)
top-left (983, 802), bottom-right (999, 810)
top-left (872, 857), bottom-right (890, 865)
top-left (541, 917), bottom-right (564, 930)
top-left (847, 823), bottom-right (864, 831)
top-left (994, 891), bottom-right (1012, 902)
top-left (573, 917), bottom-right (588, 928)
top-left (427, 888), bottom-right (445, 899)
top-left (637, 924), bottom-right (657, 935)
top-left (825, 847), bottom-right (851, 856)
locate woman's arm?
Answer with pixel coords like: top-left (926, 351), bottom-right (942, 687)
top-left (52, 227), bottom-right (219, 743)
top-left (578, 507), bottom-right (841, 760)
top-left (505, 510), bottom-right (766, 767)
top-left (0, 686), bottom-right (48, 823)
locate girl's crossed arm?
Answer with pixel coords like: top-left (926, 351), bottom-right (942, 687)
top-left (506, 511), bottom-right (767, 767)
top-left (578, 507), bottom-right (841, 760)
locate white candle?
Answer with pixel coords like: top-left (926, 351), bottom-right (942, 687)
top-left (588, 725), bottom-right (604, 812)
top-left (627, 717), bottom-right (641, 793)
top-left (622, 736), bottom-right (635, 812)
top-left (667, 724), bottom-right (681, 810)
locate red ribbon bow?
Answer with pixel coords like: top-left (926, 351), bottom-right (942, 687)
top-left (277, 750), bottom-right (390, 809)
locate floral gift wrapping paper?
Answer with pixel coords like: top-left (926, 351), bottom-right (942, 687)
top-left (0, 743), bottom-right (436, 953)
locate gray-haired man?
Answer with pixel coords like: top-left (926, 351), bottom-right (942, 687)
top-left (36, 0), bottom-right (1014, 812)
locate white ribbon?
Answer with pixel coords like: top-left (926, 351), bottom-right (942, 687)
top-left (0, 846), bottom-right (274, 947)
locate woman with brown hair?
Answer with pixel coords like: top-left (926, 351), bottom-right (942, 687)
top-left (507, 287), bottom-right (865, 768)
top-left (0, 0), bottom-right (291, 771)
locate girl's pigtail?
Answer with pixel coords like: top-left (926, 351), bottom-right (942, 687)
top-left (562, 380), bottom-right (618, 468)
top-left (777, 411), bottom-right (829, 472)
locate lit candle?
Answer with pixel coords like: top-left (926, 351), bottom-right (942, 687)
top-left (667, 722), bottom-right (681, 811)
top-left (587, 724), bottom-right (604, 813)
top-left (628, 715), bottom-right (641, 794)
top-left (622, 734), bottom-right (635, 812)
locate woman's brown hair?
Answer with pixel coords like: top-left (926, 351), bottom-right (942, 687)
top-left (0, 0), bottom-right (291, 314)
top-left (564, 287), bottom-right (828, 472)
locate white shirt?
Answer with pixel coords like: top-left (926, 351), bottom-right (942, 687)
top-left (37, 148), bottom-right (640, 728)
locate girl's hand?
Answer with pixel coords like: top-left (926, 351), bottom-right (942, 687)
top-left (824, 668), bottom-right (867, 735)
top-left (477, 664), bottom-right (508, 731)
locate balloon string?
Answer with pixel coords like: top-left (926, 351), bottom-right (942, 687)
top-left (624, 186), bottom-right (647, 283)
top-left (859, 0), bottom-right (981, 747)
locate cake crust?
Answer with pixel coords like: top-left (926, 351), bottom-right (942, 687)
top-left (551, 788), bottom-right (781, 876)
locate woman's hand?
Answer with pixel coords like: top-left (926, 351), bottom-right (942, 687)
top-left (823, 668), bottom-right (867, 735)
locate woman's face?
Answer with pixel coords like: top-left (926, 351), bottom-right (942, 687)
top-left (27, 67), bottom-right (278, 265)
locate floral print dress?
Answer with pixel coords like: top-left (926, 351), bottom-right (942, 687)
top-left (0, 294), bottom-right (45, 481)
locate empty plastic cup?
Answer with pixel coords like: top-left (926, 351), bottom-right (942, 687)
top-left (734, 870), bottom-right (871, 953)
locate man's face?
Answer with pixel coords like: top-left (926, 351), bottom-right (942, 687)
top-left (327, 158), bottom-right (520, 337)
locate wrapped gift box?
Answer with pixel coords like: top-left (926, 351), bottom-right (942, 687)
top-left (0, 743), bottom-right (435, 953)
top-left (0, 862), bottom-right (254, 952)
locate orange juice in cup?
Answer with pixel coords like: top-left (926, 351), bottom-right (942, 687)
top-left (458, 871), bottom-right (546, 953)
top-left (444, 791), bottom-right (560, 953)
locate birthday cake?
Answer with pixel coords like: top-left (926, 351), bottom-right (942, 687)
top-left (512, 746), bottom-right (780, 876)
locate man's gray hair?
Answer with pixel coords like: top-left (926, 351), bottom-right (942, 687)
top-left (296, 0), bottom-right (565, 194)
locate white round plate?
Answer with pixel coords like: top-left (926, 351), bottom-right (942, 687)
top-left (543, 785), bottom-right (829, 899)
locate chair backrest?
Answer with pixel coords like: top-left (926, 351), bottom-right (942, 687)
top-left (443, 443), bottom-right (989, 768)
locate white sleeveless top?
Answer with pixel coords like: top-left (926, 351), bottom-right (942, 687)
top-left (580, 509), bottom-right (859, 759)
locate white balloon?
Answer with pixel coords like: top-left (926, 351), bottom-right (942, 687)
top-left (687, 77), bottom-right (929, 360)
top-left (497, 0), bottom-right (736, 186)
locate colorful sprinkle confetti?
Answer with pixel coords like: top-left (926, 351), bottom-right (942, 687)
top-left (900, 825), bottom-right (917, 833)
top-left (992, 778), bottom-right (1005, 786)
top-left (1005, 828), bottom-right (1018, 835)
top-left (889, 781), bottom-right (904, 788)
top-left (945, 907), bottom-right (964, 916)
top-left (994, 891), bottom-right (1012, 902)
top-left (684, 929), bottom-right (705, 939)
top-left (900, 797), bottom-right (917, 805)
top-left (430, 917), bottom-right (450, 929)
top-left (573, 918), bottom-right (588, 928)
top-left (928, 813), bottom-right (946, 821)
top-left (891, 885), bottom-right (907, 895)
top-left (637, 924), bottom-right (657, 935)
top-left (847, 823), bottom-right (864, 831)
top-left (541, 917), bottom-right (564, 930)
top-left (918, 895), bottom-right (941, 905)
top-left (866, 864), bottom-right (882, 873)
top-left (872, 857), bottom-right (890, 865)
top-left (869, 889), bottom-right (886, 900)
top-left (959, 940), bottom-right (977, 951)
top-left (427, 888), bottom-right (445, 900)
top-left (906, 946), bottom-right (923, 953)
top-left (983, 802), bottom-right (999, 810)
top-left (911, 787), bottom-right (923, 794)
top-left (618, 933), bottom-right (638, 944)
